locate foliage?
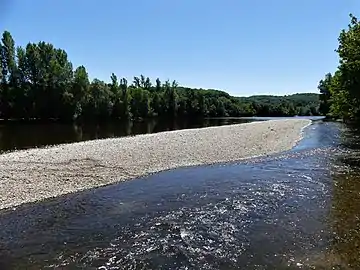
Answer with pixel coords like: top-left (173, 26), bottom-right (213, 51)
top-left (318, 73), bottom-right (333, 116)
top-left (319, 14), bottom-right (360, 121)
top-left (0, 30), bottom-right (320, 122)
top-left (239, 93), bottom-right (320, 117)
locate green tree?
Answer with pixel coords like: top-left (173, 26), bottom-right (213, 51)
top-left (130, 87), bottom-right (150, 119)
top-left (120, 77), bottom-right (131, 119)
top-left (1, 31), bottom-right (16, 84)
top-left (14, 46), bottom-right (29, 118)
top-left (150, 91), bottom-right (163, 116)
top-left (329, 70), bottom-right (351, 119)
top-left (0, 40), bottom-right (4, 118)
top-left (110, 73), bottom-right (119, 95)
top-left (0, 40), bottom-right (2, 84)
top-left (318, 73), bottom-right (333, 116)
top-left (0, 31), bottom-right (16, 119)
top-left (54, 49), bottom-right (73, 119)
top-left (88, 79), bottom-right (113, 120)
top-left (110, 73), bottom-right (122, 119)
top-left (133, 76), bottom-right (140, 88)
top-left (333, 14), bottom-right (360, 120)
top-left (0, 29), bottom-right (323, 122)
top-left (163, 80), bottom-right (178, 118)
top-left (155, 78), bottom-right (162, 92)
top-left (72, 65), bottom-right (90, 119)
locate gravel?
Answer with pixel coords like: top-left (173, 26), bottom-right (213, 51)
top-left (0, 119), bottom-right (311, 210)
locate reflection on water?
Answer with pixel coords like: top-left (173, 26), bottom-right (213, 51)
top-left (0, 118), bottom-right (257, 153)
top-left (327, 169), bottom-right (360, 269)
top-left (0, 116), bottom-right (323, 153)
top-left (0, 120), bottom-right (359, 269)
top-left (325, 124), bottom-right (360, 270)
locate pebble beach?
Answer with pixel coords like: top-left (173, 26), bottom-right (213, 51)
top-left (0, 119), bottom-right (311, 210)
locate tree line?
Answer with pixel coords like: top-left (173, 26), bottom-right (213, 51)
top-left (318, 14), bottom-right (360, 121)
top-left (239, 93), bottom-right (320, 117)
top-left (0, 30), bottom-right (320, 122)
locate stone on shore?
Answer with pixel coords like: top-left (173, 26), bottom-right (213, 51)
top-left (0, 119), bottom-right (311, 210)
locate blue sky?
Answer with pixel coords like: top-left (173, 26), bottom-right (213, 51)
top-left (1, 0), bottom-right (359, 96)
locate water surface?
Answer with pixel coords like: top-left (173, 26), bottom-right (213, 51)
top-left (0, 116), bottom-right (322, 153)
top-left (0, 118), bottom-right (256, 153)
top-left (0, 119), bottom-right (358, 269)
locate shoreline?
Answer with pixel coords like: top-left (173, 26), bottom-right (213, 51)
top-left (0, 119), bottom-right (311, 210)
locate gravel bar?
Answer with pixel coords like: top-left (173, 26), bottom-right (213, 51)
top-left (0, 119), bottom-right (311, 210)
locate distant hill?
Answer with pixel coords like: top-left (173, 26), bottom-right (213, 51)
top-left (240, 93), bottom-right (319, 106)
top-left (237, 93), bottom-right (320, 117)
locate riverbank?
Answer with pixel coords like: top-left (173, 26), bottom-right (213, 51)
top-left (0, 119), bottom-right (311, 210)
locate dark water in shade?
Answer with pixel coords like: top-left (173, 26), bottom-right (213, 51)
top-left (0, 116), bottom-right (323, 153)
top-left (0, 118), bottom-right (257, 153)
top-left (0, 120), bottom-right (359, 269)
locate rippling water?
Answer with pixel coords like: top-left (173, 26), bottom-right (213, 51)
top-left (0, 120), bottom-right (359, 269)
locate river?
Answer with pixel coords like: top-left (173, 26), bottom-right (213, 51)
top-left (0, 119), bottom-right (359, 269)
top-left (0, 118), bottom-right (256, 153)
top-left (0, 117), bottom-right (322, 153)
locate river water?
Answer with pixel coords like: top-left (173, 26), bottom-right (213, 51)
top-left (0, 119), bottom-right (359, 269)
top-left (0, 118), bottom-right (256, 153)
top-left (0, 117), bottom-right (322, 153)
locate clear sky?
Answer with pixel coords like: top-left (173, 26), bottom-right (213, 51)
top-left (1, 0), bottom-right (359, 96)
